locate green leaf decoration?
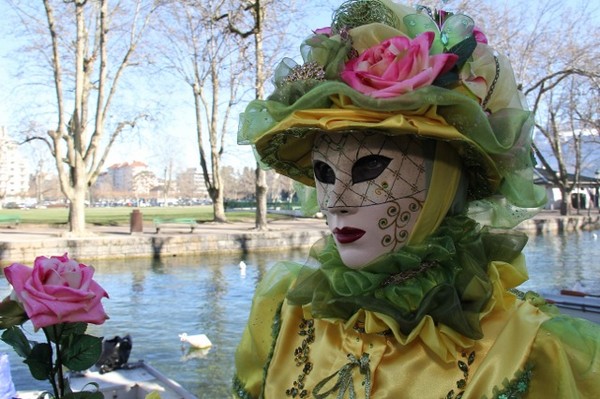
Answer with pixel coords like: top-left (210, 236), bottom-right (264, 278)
top-left (448, 35), bottom-right (477, 69)
top-left (24, 343), bottom-right (53, 380)
top-left (62, 334), bottom-right (103, 371)
top-left (0, 299), bottom-right (28, 329)
top-left (433, 70), bottom-right (459, 88)
top-left (403, 13), bottom-right (475, 54)
top-left (1, 326), bottom-right (32, 358)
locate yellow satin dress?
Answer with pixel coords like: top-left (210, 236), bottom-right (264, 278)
top-left (234, 260), bottom-right (600, 399)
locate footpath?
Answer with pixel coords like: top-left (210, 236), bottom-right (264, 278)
top-left (0, 218), bottom-right (330, 264)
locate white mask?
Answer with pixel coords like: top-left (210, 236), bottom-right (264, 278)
top-left (312, 131), bottom-right (429, 269)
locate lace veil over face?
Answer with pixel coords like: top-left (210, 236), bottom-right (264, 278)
top-left (312, 131), bottom-right (430, 268)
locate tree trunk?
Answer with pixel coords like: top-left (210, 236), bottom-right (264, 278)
top-left (255, 165), bottom-right (268, 230)
top-left (254, 3), bottom-right (268, 230)
top-left (68, 180), bottom-right (87, 234)
top-left (213, 189), bottom-right (227, 222)
top-left (560, 186), bottom-right (569, 216)
top-left (68, 167), bottom-right (87, 236)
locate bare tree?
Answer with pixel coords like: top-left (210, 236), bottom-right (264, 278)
top-left (7, 0), bottom-right (158, 234)
top-left (155, 0), bottom-right (250, 223)
top-left (216, 0), bottom-right (268, 229)
top-left (413, 0), bottom-right (600, 215)
top-left (218, 0), bottom-right (307, 229)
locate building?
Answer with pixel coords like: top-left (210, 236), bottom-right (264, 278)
top-left (0, 127), bottom-right (30, 203)
top-left (534, 168), bottom-right (600, 210)
top-left (108, 161), bottom-right (147, 191)
top-left (176, 167), bottom-right (210, 200)
top-left (105, 161), bottom-right (158, 196)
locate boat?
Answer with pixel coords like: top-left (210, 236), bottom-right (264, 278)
top-left (17, 360), bottom-right (197, 399)
top-left (542, 290), bottom-right (600, 324)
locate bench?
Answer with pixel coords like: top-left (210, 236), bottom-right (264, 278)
top-left (0, 214), bottom-right (21, 228)
top-left (153, 218), bottom-right (198, 233)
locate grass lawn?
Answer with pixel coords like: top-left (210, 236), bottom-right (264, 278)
top-left (0, 206), bottom-right (290, 226)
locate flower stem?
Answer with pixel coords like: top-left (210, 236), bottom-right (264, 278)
top-left (42, 327), bottom-right (60, 399)
top-left (53, 325), bottom-right (65, 397)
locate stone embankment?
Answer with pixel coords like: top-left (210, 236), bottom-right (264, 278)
top-left (517, 211), bottom-right (600, 234)
top-left (0, 218), bottom-right (329, 264)
top-left (0, 211), bottom-right (598, 265)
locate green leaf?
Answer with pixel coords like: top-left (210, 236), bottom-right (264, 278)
top-left (448, 35), bottom-right (477, 69)
top-left (0, 299), bottom-right (28, 329)
top-left (433, 70), bottom-right (459, 88)
top-left (1, 326), bottom-right (32, 358)
top-left (24, 343), bottom-right (53, 380)
top-left (45, 322), bottom-right (88, 344)
top-left (62, 334), bottom-right (102, 371)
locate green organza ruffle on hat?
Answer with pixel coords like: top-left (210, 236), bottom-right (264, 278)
top-left (287, 215), bottom-right (528, 339)
top-left (239, 82), bottom-right (545, 211)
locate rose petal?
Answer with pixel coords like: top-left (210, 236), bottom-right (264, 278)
top-left (4, 255), bottom-right (108, 329)
top-left (341, 32), bottom-right (457, 99)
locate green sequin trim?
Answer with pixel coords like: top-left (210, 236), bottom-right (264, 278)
top-left (233, 375), bottom-right (255, 399)
top-left (232, 302), bottom-right (284, 399)
top-left (492, 363), bottom-right (534, 399)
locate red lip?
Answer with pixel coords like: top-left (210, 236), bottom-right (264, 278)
top-left (333, 227), bottom-right (366, 244)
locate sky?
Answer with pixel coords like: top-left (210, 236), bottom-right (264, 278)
top-left (1, 0), bottom-right (597, 177)
top-left (0, 0), bottom-right (339, 177)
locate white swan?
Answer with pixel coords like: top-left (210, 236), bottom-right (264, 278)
top-left (178, 333), bottom-right (212, 349)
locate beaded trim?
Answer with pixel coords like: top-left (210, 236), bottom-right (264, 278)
top-left (481, 55), bottom-right (500, 111)
top-left (381, 260), bottom-right (440, 286)
top-left (286, 318), bottom-right (316, 398)
top-left (445, 350), bottom-right (476, 399)
top-left (282, 61), bottom-right (326, 84)
top-left (232, 375), bottom-right (253, 399)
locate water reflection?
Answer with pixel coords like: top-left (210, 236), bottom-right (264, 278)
top-left (520, 231), bottom-right (600, 294)
top-left (1, 250), bottom-right (307, 397)
top-left (1, 233), bottom-right (598, 396)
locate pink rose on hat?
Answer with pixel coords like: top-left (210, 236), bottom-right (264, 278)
top-left (341, 31), bottom-right (458, 98)
top-left (4, 253), bottom-right (108, 329)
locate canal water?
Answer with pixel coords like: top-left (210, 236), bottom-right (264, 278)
top-left (1, 230), bottom-right (599, 397)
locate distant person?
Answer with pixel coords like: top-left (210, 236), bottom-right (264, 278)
top-left (233, 0), bottom-right (600, 397)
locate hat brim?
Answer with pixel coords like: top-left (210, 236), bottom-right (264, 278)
top-left (254, 106), bottom-right (501, 200)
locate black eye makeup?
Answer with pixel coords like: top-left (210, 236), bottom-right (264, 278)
top-left (313, 160), bottom-right (336, 184)
top-left (352, 155), bottom-right (392, 184)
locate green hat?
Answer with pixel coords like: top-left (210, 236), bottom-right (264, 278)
top-left (238, 0), bottom-right (546, 227)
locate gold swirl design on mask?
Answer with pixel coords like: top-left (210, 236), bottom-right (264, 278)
top-left (379, 198), bottom-right (422, 250)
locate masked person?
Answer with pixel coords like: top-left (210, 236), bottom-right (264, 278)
top-left (233, 1), bottom-right (600, 398)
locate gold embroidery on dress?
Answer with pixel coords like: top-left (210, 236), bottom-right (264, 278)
top-left (286, 318), bottom-right (315, 398)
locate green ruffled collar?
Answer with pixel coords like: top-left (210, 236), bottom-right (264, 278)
top-left (287, 215), bottom-right (528, 339)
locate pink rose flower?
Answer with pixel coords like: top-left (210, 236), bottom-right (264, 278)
top-left (341, 32), bottom-right (458, 98)
top-left (4, 253), bottom-right (108, 329)
top-left (473, 26), bottom-right (488, 44)
top-left (313, 27), bottom-right (332, 36)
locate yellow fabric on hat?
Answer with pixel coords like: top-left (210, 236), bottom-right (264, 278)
top-left (256, 106), bottom-right (500, 190)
